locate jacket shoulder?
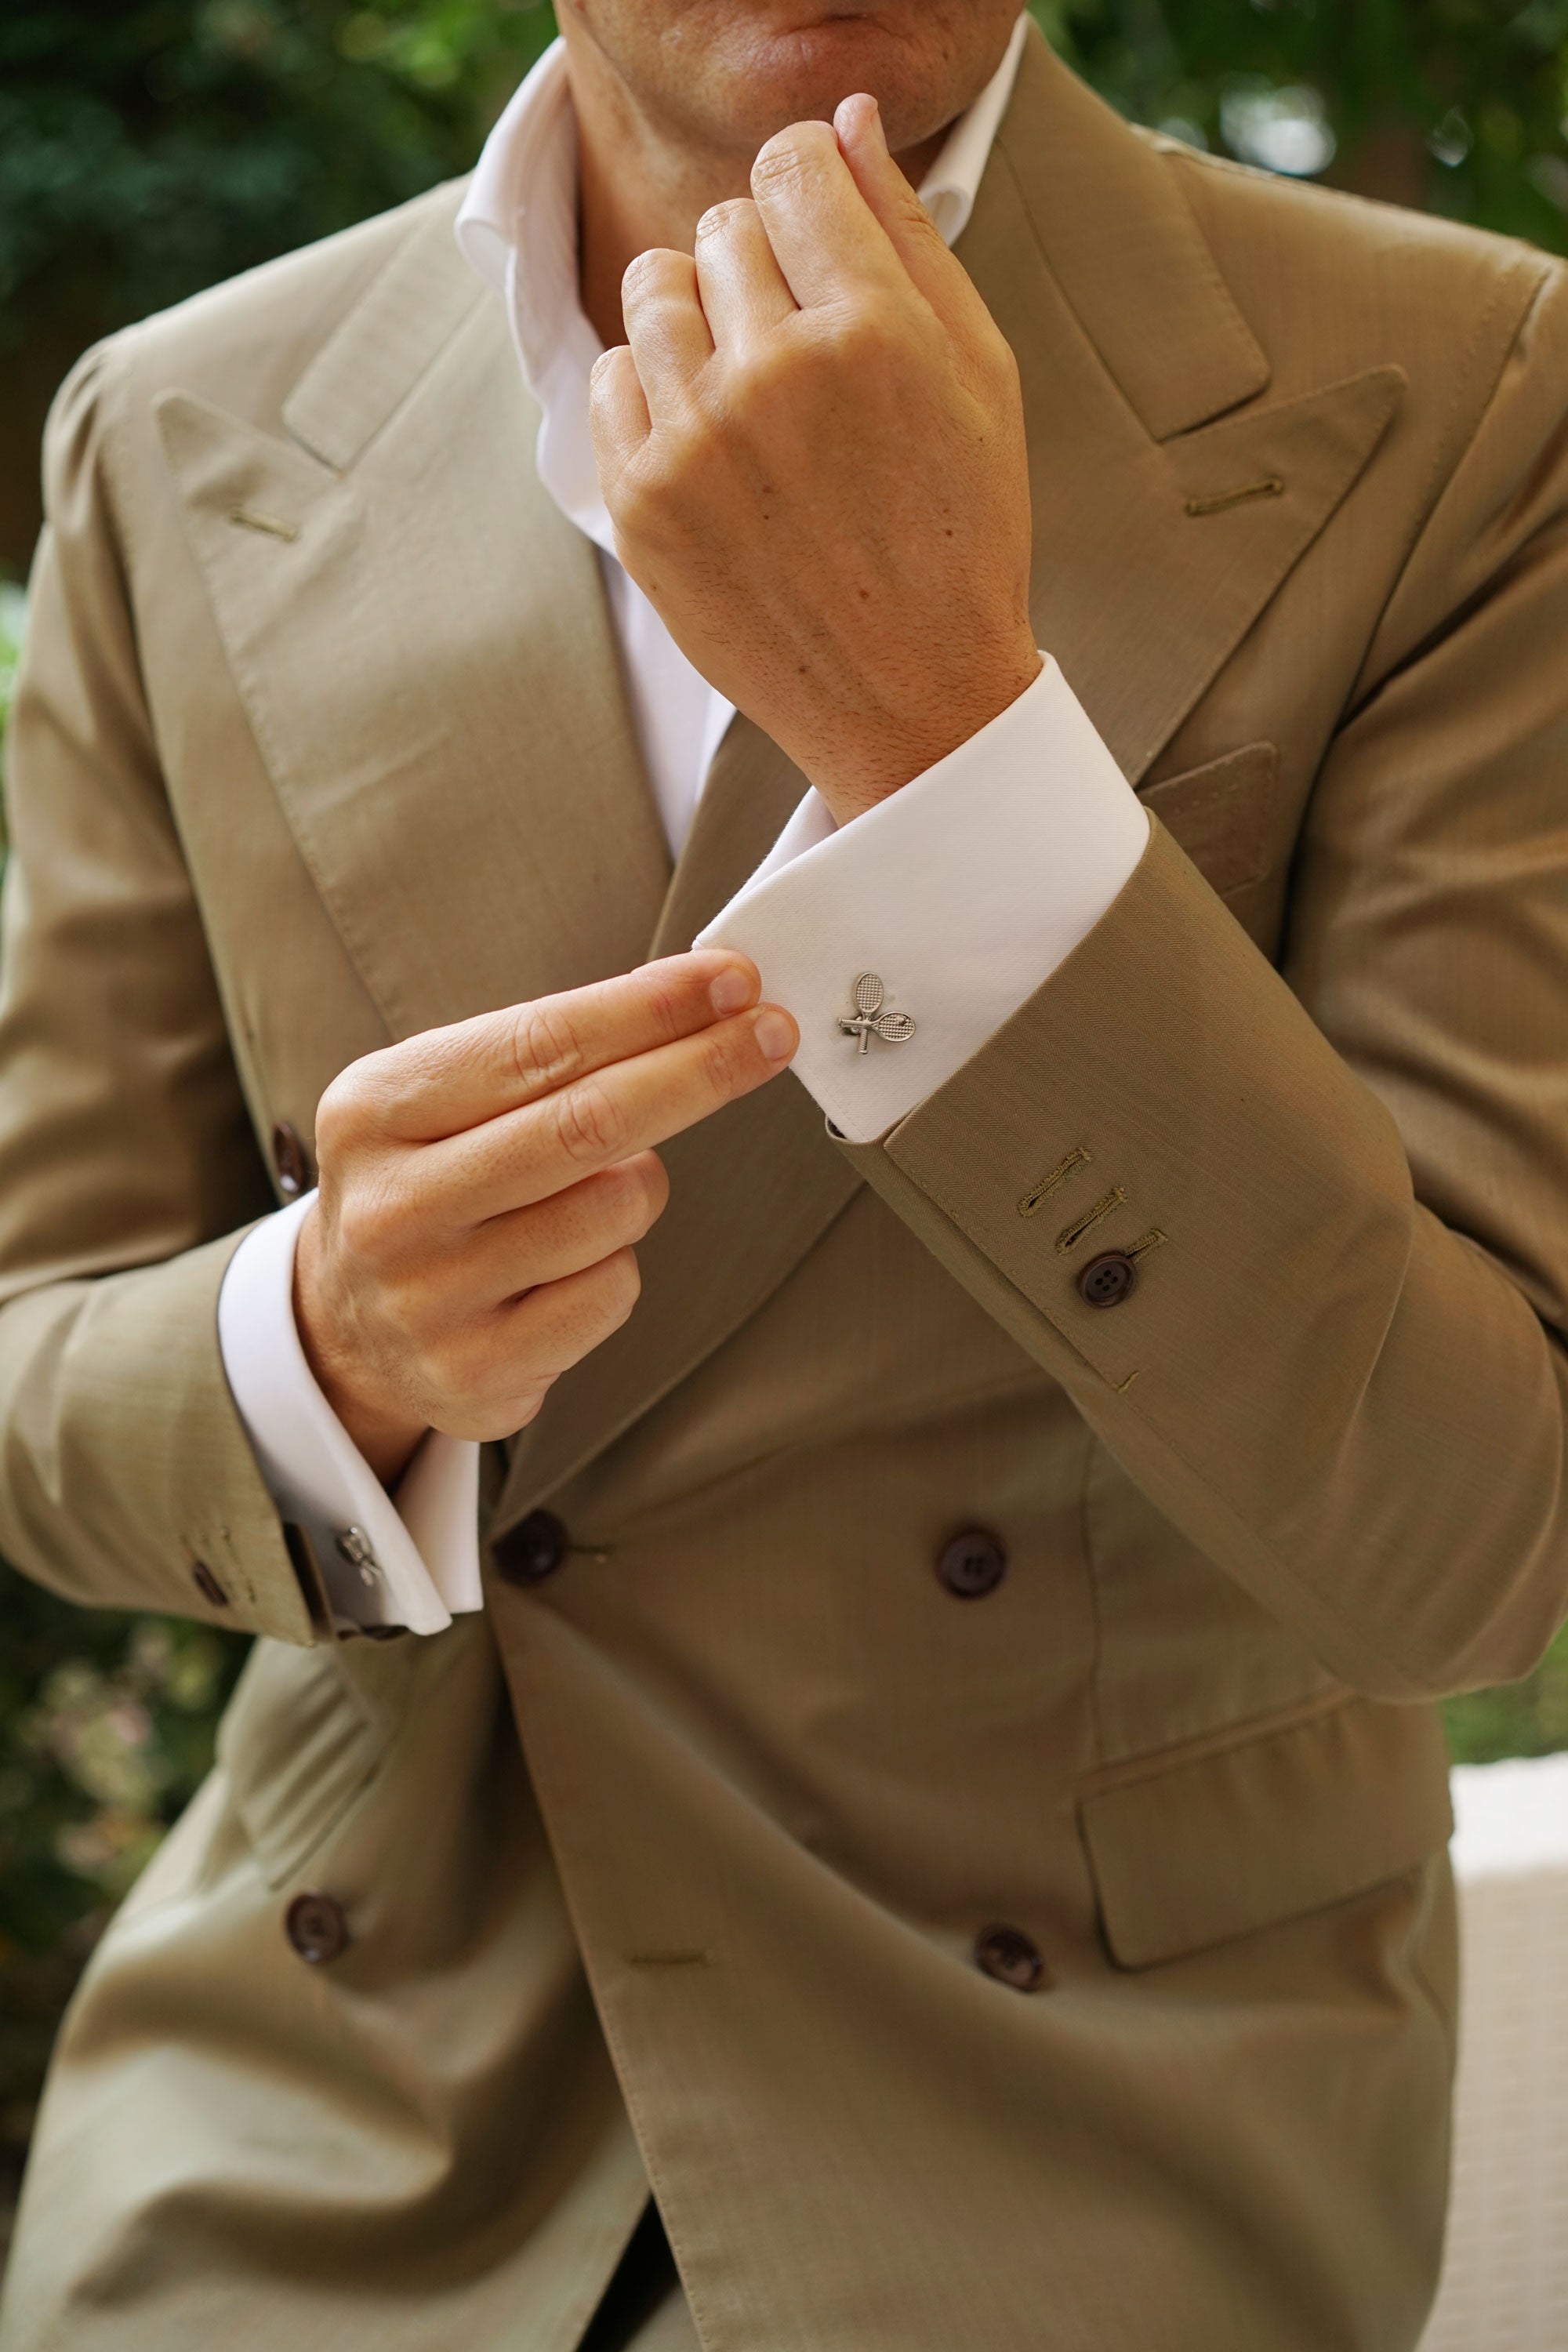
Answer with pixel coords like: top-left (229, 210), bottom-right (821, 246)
top-left (1155, 134), bottom-right (1562, 405)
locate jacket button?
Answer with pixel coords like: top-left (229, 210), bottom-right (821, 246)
top-left (285, 1890), bottom-right (350, 1965)
top-left (272, 1120), bottom-right (310, 1200)
top-left (936, 1528), bottom-right (1007, 1599)
top-left (975, 1924), bottom-right (1046, 1993)
top-left (190, 1560), bottom-right (230, 1609)
top-left (492, 1508), bottom-right (569, 1586)
top-left (1078, 1250), bottom-right (1138, 1309)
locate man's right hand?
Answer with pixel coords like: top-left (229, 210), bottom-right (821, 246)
top-left (292, 951), bottom-right (797, 1484)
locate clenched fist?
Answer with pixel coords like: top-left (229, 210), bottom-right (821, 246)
top-left (293, 953), bottom-right (797, 1483)
top-left (590, 91), bottom-right (1041, 825)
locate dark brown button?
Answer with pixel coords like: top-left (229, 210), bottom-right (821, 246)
top-left (272, 1120), bottom-right (310, 1200)
top-left (1078, 1250), bottom-right (1138, 1309)
top-left (191, 1560), bottom-right (230, 1609)
top-left (492, 1508), bottom-right (569, 1586)
top-left (937, 1528), bottom-right (1007, 1599)
top-left (285, 1890), bottom-right (350, 1965)
top-left (975, 1924), bottom-right (1046, 1993)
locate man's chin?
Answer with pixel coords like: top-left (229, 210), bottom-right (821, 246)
top-left (716, 38), bottom-right (962, 156)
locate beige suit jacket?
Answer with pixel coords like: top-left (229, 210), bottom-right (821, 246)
top-left (4, 26), bottom-right (1568, 2350)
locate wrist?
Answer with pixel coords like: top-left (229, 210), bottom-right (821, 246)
top-left (813, 638), bottom-right (1044, 823)
top-left (292, 1206), bottom-right (429, 1486)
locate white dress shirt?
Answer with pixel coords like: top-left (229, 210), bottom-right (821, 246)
top-left (217, 14), bottom-right (1149, 1634)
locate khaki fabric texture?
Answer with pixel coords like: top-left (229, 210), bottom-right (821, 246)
top-left (1, 23), bottom-right (1563, 2350)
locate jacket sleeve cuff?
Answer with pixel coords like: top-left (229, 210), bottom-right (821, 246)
top-left (695, 656), bottom-right (1149, 1143)
top-left (217, 1196), bottom-right (481, 1635)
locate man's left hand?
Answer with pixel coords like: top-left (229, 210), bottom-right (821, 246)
top-left (590, 93), bottom-right (1042, 826)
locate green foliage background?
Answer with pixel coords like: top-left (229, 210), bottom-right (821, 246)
top-left (2, 0), bottom-right (1568, 376)
top-left (2, 0), bottom-right (1568, 2251)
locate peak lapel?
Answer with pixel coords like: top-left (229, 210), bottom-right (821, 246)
top-left (969, 30), bottom-right (1405, 786)
top-left (498, 720), bottom-right (860, 1526)
top-left (158, 201), bottom-right (670, 1047)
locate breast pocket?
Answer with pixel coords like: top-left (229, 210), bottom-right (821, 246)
top-left (1139, 740), bottom-right (1281, 898)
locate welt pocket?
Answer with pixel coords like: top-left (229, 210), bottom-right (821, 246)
top-left (1077, 1692), bottom-right (1453, 1971)
top-left (1138, 740), bottom-right (1279, 896)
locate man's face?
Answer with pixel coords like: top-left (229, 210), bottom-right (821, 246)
top-left (557, 0), bottom-right (1023, 162)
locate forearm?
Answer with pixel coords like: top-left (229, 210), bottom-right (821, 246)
top-left (837, 820), bottom-right (1568, 1701)
top-left (0, 1227), bottom-right (325, 1639)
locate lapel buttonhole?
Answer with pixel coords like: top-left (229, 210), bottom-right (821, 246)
top-left (228, 506), bottom-right (300, 543)
top-left (1185, 477), bottom-right (1285, 519)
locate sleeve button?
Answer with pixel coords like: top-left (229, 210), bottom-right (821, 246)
top-left (1077, 1250), bottom-right (1138, 1308)
top-left (285, 1891), bottom-right (350, 1965)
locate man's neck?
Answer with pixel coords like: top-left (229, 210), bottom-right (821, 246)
top-left (566, 42), bottom-right (948, 350)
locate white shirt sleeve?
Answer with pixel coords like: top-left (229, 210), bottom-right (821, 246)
top-left (217, 1194), bottom-right (481, 1635)
top-left (696, 658), bottom-right (1150, 1145)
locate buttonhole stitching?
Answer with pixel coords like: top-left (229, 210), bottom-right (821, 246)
top-left (1185, 476), bottom-right (1284, 518)
top-left (1018, 1145), bottom-right (1091, 1218)
top-left (229, 506), bottom-right (299, 543)
top-left (1055, 1186), bottom-right (1127, 1254)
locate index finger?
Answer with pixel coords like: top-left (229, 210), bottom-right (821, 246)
top-left (748, 118), bottom-right (913, 311)
top-left (368, 953), bottom-right (761, 1144)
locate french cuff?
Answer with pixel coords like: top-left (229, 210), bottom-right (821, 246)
top-left (695, 657), bottom-right (1150, 1144)
top-left (216, 1194), bottom-right (482, 1635)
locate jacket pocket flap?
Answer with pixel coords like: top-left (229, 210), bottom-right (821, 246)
top-left (1079, 1696), bottom-right (1453, 1970)
top-left (1139, 741), bottom-right (1278, 895)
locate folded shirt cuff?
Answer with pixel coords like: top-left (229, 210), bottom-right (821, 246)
top-left (696, 656), bottom-right (1150, 1144)
top-left (216, 1193), bottom-right (481, 1635)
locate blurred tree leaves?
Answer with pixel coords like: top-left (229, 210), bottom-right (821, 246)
top-left (1043, 0), bottom-right (1568, 241)
top-left (1444, 1620), bottom-right (1568, 1764)
top-left (0, 0), bottom-right (557, 353)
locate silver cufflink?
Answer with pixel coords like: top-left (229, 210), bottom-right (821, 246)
top-left (838, 972), bottom-right (916, 1054)
top-left (336, 1526), bottom-right (382, 1586)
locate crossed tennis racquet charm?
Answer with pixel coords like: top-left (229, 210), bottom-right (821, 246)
top-left (838, 972), bottom-right (916, 1054)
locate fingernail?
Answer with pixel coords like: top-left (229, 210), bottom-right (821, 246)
top-left (753, 1007), bottom-right (797, 1063)
top-left (835, 93), bottom-right (879, 144)
top-left (709, 964), bottom-right (756, 1018)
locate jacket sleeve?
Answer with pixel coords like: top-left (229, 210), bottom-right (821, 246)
top-left (0, 342), bottom-right (326, 1643)
top-left (835, 262), bottom-right (1568, 1705)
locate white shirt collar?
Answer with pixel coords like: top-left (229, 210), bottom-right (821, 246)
top-left (455, 15), bottom-right (1028, 548)
top-left (916, 9), bottom-right (1029, 245)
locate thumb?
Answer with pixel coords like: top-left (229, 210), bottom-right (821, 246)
top-left (833, 93), bottom-right (975, 324)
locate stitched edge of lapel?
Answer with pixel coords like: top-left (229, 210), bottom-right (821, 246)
top-left (283, 179), bottom-right (483, 472)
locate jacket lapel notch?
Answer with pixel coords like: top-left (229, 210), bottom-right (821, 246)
top-left (990, 27), bottom-right (1270, 444)
top-left (162, 300), bottom-right (671, 1048)
top-left (966, 46), bottom-right (1406, 784)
